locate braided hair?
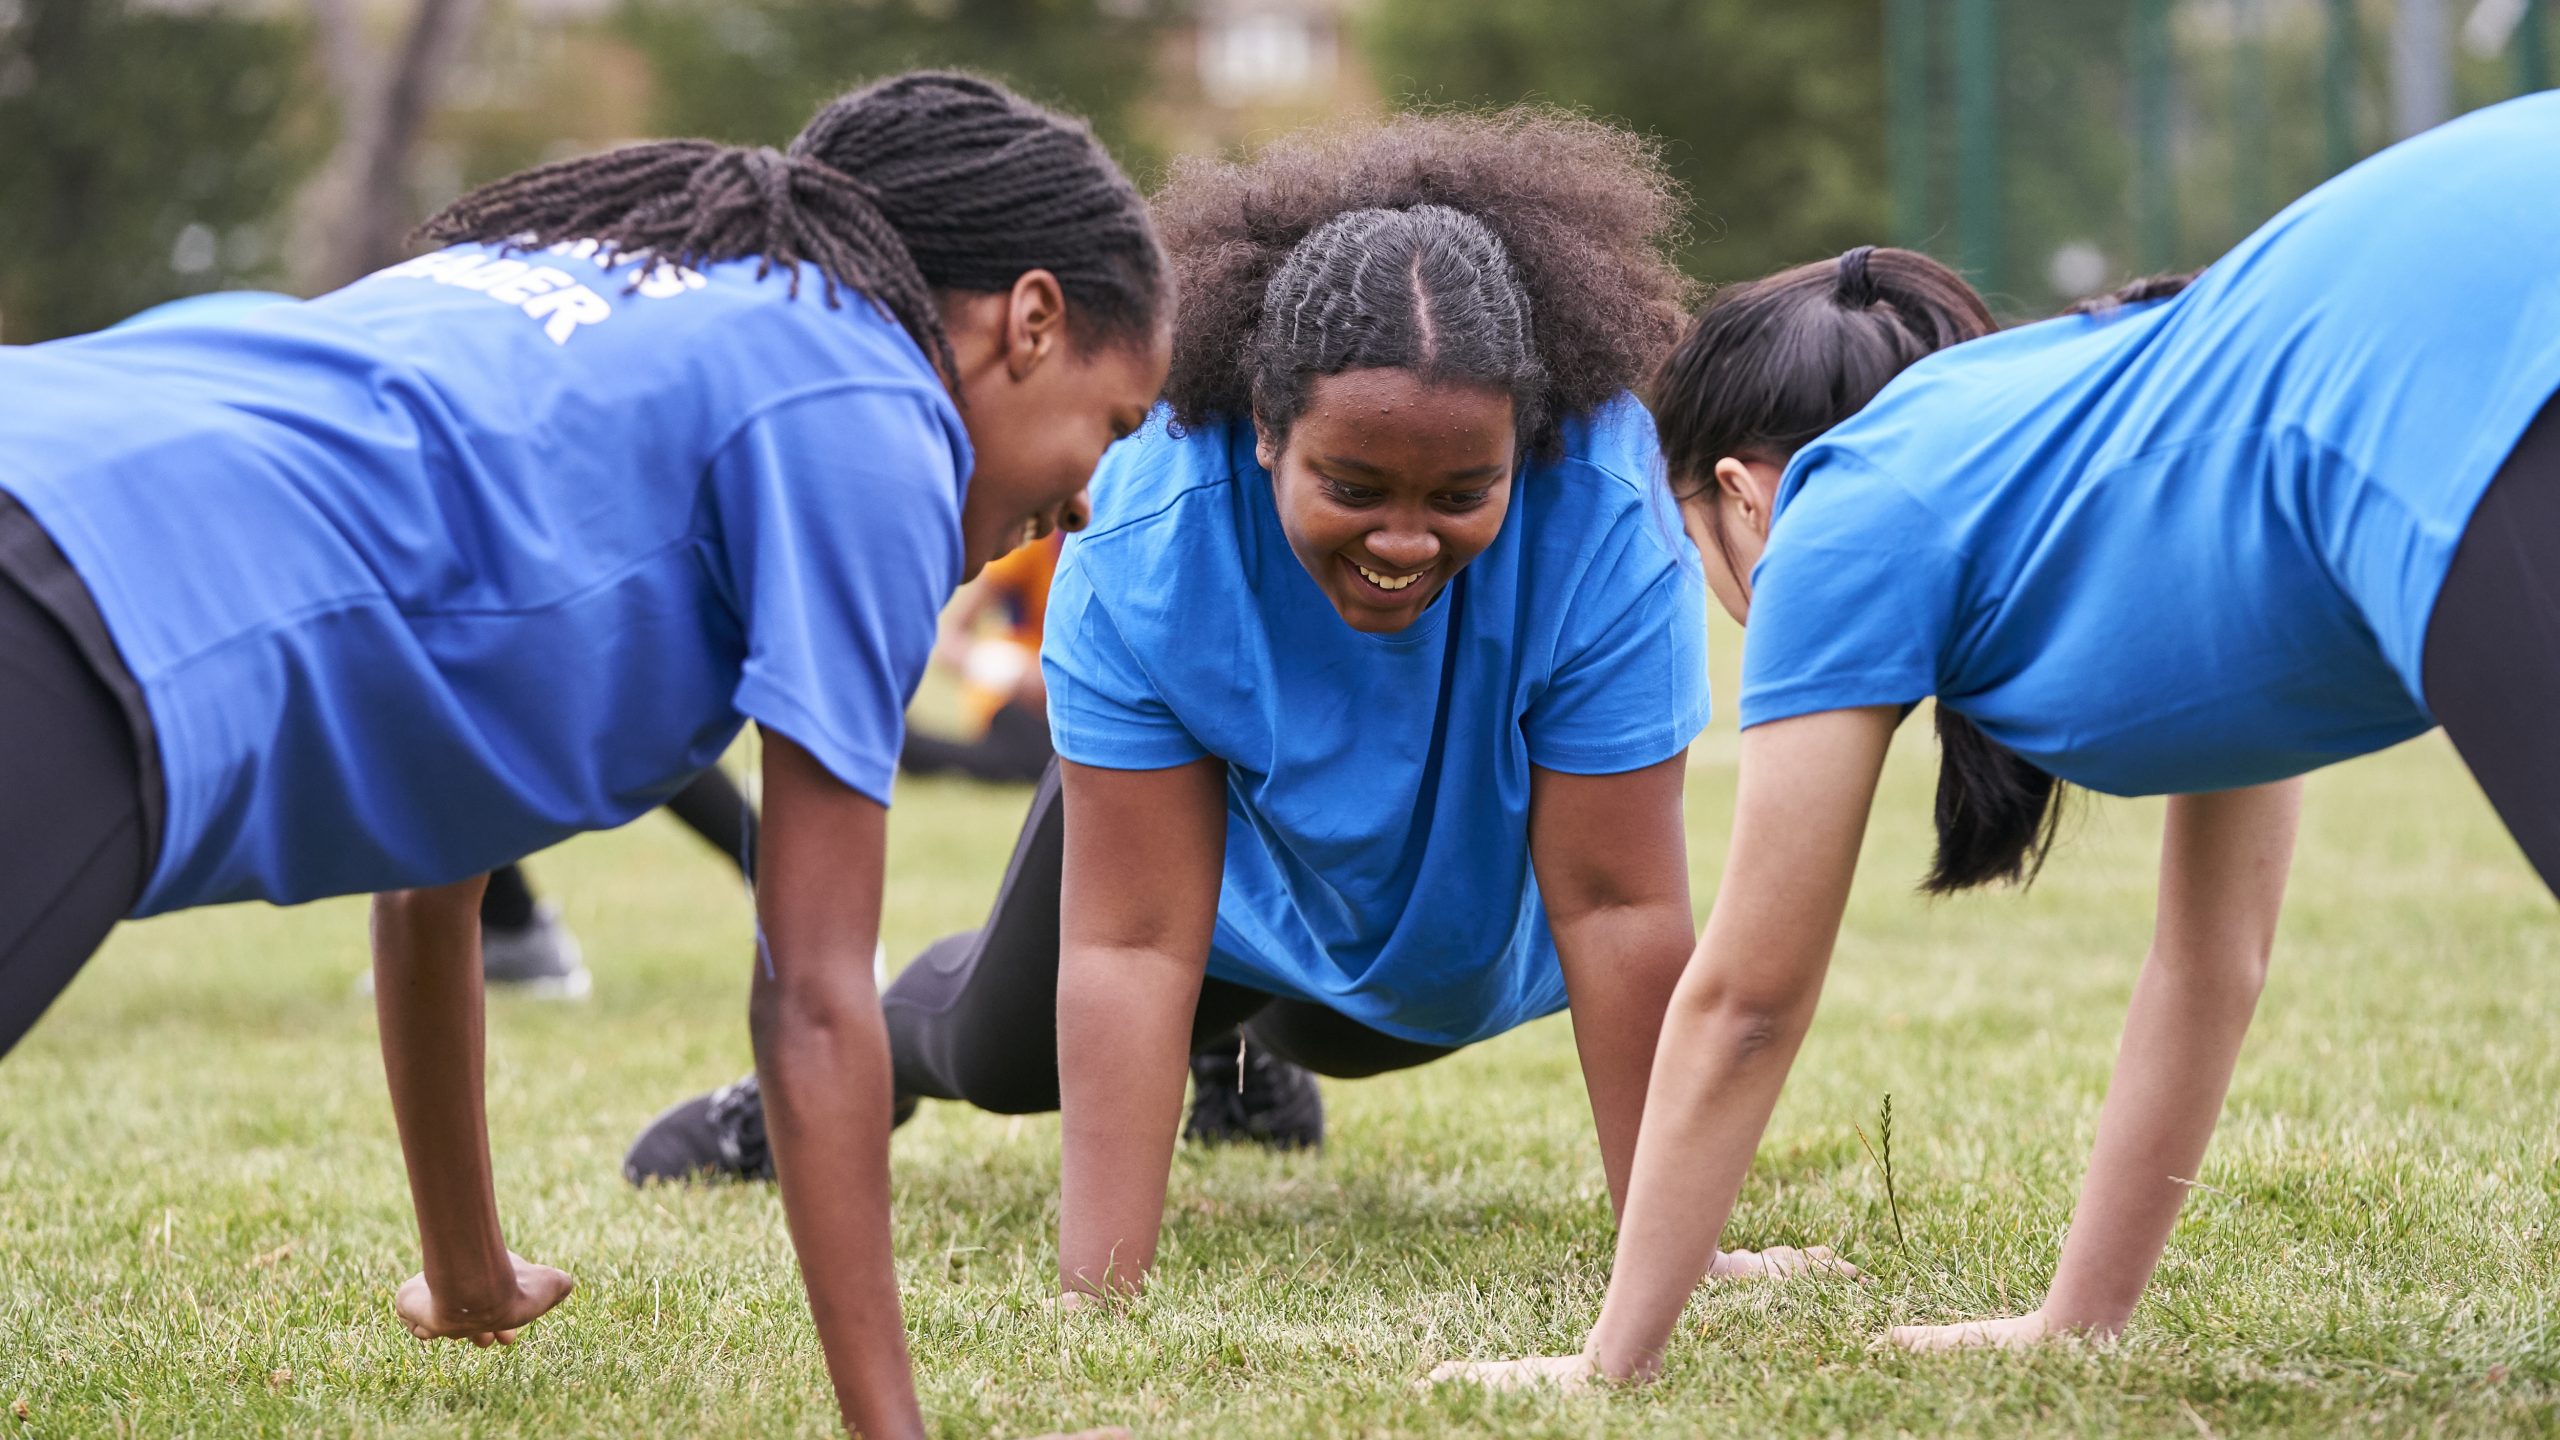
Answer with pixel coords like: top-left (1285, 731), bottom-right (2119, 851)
top-left (419, 71), bottom-right (1167, 388)
top-left (1152, 108), bottom-right (1694, 455)
top-left (1248, 205), bottom-right (1546, 448)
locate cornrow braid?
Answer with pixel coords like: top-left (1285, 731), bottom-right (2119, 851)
top-left (1154, 108), bottom-right (1694, 454)
top-left (1248, 205), bottom-right (1546, 449)
top-left (419, 71), bottom-right (1168, 390)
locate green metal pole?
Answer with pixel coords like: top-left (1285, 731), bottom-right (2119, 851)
top-left (1888, 0), bottom-right (1933, 250)
top-left (2519, 0), bottom-right (2551, 93)
top-left (2134, 0), bottom-right (2176, 270)
top-left (2324, 0), bottom-right (2357, 174)
top-left (2235, 0), bottom-right (2271, 232)
top-left (1953, 0), bottom-right (2001, 296)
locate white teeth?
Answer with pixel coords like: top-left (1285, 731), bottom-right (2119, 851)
top-left (1355, 562), bottom-right (1421, 592)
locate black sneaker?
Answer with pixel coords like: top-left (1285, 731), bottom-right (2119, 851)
top-left (625, 1074), bottom-right (772, 1183)
top-left (1184, 1042), bottom-right (1323, 1150)
top-left (622, 1074), bottom-right (919, 1186)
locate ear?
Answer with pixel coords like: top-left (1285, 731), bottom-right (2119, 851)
top-left (1252, 409), bottom-right (1281, 473)
top-left (1714, 456), bottom-right (1782, 540)
top-left (1004, 269), bottom-right (1068, 380)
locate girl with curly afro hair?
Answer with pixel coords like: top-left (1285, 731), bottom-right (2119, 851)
top-left (645, 106), bottom-right (1844, 1302)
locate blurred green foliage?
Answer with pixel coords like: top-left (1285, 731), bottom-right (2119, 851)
top-left (0, 0), bottom-right (319, 342)
top-left (618, 0), bottom-right (1170, 174)
top-left (1361, 0), bottom-right (1890, 287)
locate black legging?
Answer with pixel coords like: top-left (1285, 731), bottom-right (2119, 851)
top-left (897, 698), bottom-right (1055, 787)
top-left (0, 560), bottom-right (149, 1056)
top-left (2423, 388), bottom-right (2560, 895)
top-left (882, 761), bottom-right (1456, 1115)
top-left (480, 766), bottom-right (757, 930)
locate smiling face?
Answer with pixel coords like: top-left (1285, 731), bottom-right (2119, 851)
top-left (1257, 368), bottom-right (1516, 633)
top-left (945, 272), bottom-right (1173, 579)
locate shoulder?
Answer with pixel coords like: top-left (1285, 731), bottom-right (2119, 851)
top-left (1767, 443), bottom-right (1959, 558)
top-left (1520, 393), bottom-right (1694, 580)
top-left (1078, 406), bottom-right (1246, 542)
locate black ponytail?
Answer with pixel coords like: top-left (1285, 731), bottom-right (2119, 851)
top-left (2066, 269), bottom-right (2198, 316)
top-left (419, 71), bottom-right (1167, 388)
top-left (1652, 245), bottom-right (2073, 895)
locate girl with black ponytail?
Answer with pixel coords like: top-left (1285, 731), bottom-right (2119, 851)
top-left (0, 71), bottom-right (1167, 1438)
top-left (1441, 92), bottom-right (2560, 1387)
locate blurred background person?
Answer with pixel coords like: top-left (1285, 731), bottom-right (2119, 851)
top-left (899, 530), bottom-right (1061, 786)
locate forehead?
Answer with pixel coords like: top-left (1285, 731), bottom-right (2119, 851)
top-left (1290, 368), bottom-right (1514, 476)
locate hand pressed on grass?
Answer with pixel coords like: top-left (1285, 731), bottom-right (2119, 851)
top-left (1709, 1243), bottom-right (1860, 1281)
top-left (394, 1251), bottom-right (573, 1348)
top-left (1886, 1309), bottom-right (2063, 1353)
top-left (1429, 1245), bottom-right (1862, 1391)
top-left (1426, 1353), bottom-right (1597, 1392)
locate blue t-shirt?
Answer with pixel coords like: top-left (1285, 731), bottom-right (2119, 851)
top-left (0, 242), bottom-right (970, 914)
top-left (1044, 398), bottom-right (1708, 1046)
top-left (1741, 92), bottom-right (2560, 797)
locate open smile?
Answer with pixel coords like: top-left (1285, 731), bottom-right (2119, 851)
top-left (1342, 555), bottom-right (1431, 598)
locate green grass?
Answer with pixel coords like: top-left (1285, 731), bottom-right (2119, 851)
top-left (5, 644), bottom-right (2558, 1436)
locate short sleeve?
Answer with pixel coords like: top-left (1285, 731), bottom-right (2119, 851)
top-left (1041, 552), bottom-right (1212, 770)
top-left (713, 384), bottom-right (964, 805)
top-left (1524, 524), bottom-right (1712, 774)
top-left (1739, 453), bottom-right (1964, 729)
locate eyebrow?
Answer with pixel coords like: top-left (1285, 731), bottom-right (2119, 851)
top-left (1318, 454), bottom-right (1508, 483)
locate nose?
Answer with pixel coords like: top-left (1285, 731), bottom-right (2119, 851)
top-left (1057, 487), bottom-right (1091, 534)
top-left (1365, 522), bottom-right (1439, 573)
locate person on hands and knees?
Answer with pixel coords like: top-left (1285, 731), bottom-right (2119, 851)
top-left (1436, 94), bottom-right (2560, 1387)
top-left (0, 71), bottom-right (1168, 1440)
top-left (637, 109), bottom-right (1852, 1304)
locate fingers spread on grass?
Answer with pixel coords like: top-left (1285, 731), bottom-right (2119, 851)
top-left (1710, 1244), bottom-right (1864, 1282)
top-left (1424, 1354), bottom-right (1594, 1392)
top-left (1884, 1312), bottom-right (2055, 1353)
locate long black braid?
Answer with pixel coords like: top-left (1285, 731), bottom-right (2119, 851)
top-left (418, 71), bottom-right (1167, 387)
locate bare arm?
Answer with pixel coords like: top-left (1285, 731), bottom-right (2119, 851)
top-left (1528, 755), bottom-right (1694, 1217)
top-left (749, 730), bottom-right (921, 1440)
top-left (1055, 757), bottom-right (1226, 1299)
top-left (1578, 707), bottom-right (1895, 1378)
top-left (372, 876), bottom-right (573, 1345)
top-left (1892, 779), bottom-right (2301, 1350)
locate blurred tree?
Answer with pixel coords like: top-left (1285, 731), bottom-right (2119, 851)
top-left (1361, 0), bottom-right (1889, 286)
top-left (618, 0), bottom-right (1169, 176)
top-left (293, 0), bottom-right (489, 292)
top-left (0, 0), bottom-right (318, 342)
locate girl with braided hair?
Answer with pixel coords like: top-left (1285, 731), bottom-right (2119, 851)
top-left (1438, 93), bottom-right (2560, 1388)
top-left (0, 71), bottom-right (1166, 1439)
top-left (637, 108), bottom-right (1847, 1301)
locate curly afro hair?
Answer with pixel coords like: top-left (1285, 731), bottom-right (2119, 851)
top-left (1152, 107), bottom-right (1695, 452)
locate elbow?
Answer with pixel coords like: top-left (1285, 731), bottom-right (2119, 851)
top-left (1675, 982), bottom-right (1814, 1065)
top-left (748, 968), bottom-right (882, 1077)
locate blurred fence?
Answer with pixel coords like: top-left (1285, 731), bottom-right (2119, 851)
top-left (0, 0), bottom-right (2549, 341)
top-left (1885, 0), bottom-right (2551, 314)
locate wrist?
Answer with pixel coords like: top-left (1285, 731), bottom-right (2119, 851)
top-left (2026, 1301), bottom-right (2122, 1341)
top-left (422, 1243), bottom-right (519, 1315)
top-left (1582, 1316), bottom-right (1665, 1383)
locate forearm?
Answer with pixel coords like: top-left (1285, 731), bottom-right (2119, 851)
top-left (1055, 943), bottom-right (1203, 1297)
top-left (2040, 781), bottom-right (2296, 1335)
top-left (2039, 950), bottom-right (2264, 1332)
top-left (1583, 980), bottom-right (1814, 1379)
top-left (371, 880), bottom-right (514, 1311)
top-left (752, 979), bottom-right (921, 1440)
top-left (1554, 900), bottom-right (1693, 1216)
